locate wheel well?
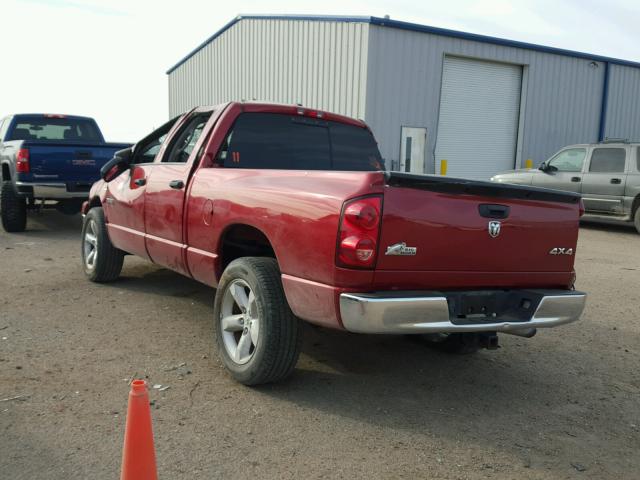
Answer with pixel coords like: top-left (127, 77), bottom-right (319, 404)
top-left (1, 163), bottom-right (10, 182)
top-left (88, 196), bottom-right (102, 209)
top-left (219, 224), bottom-right (276, 275)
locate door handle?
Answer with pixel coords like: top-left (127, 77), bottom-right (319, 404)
top-left (134, 178), bottom-right (146, 187)
top-left (478, 204), bottom-right (510, 219)
top-left (610, 178), bottom-right (621, 184)
top-left (169, 180), bottom-right (184, 189)
top-left (571, 177), bottom-right (581, 182)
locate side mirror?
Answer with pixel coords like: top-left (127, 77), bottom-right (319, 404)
top-left (539, 162), bottom-right (557, 173)
top-left (101, 148), bottom-right (132, 182)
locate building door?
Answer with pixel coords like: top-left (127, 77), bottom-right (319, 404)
top-left (400, 127), bottom-right (427, 173)
top-left (435, 56), bottom-right (522, 179)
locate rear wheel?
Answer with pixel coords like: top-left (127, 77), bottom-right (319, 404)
top-left (1, 181), bottom-right (27, 232)
top-left (214, 257), bottom-right (302, 385)
top-left (81, 207), bottom-right (124, 282)
top-left (634, 206), bottom-right (640, 234)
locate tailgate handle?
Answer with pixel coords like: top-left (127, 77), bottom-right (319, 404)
top-left (478, 204), bottom-right (510, 219)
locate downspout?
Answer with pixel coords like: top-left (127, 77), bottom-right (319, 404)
top-left (597, 62), bottom-right (610, 141)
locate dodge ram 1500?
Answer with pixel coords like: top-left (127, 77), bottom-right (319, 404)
top-left (81, 102), bottom-right (587, 385)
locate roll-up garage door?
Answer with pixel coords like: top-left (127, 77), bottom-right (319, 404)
top-left (435, 56), bottom-right (522, 180)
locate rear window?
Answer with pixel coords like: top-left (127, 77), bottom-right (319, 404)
top-left (8, 117), bottom-right (101, 142)
top-left (218, 113), bottom-right (383, 171)
top-left (589, 148), bottom-right (626, 173)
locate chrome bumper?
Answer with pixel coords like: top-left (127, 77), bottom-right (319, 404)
top-left (339, 290), bottom-right (586, 334)
top-left (15, 182), bottom-right (89, 199)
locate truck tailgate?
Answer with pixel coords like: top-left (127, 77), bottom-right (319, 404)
top-left (377, 173), bottom-right (582, 274)
top-left (26, 142), bottom-right (129, 182)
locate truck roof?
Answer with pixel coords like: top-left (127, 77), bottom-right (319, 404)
top-left (224, 101), bottom-right (368, 129)
top-left (7, 113), bottom-right (96, 121)
top-left (565, 141), bottom-right (640, 148)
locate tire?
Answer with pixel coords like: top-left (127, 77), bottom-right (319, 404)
top-left (1, 181), bottom-right (27, 232)
top-left (214, 257), bottom-right (302, 385)
top-left (415, 333), bottom-right (481, 355)
top-left (81, 207), bottom-right (124, 282)
top-left (634, 206), bottom-right (640, 234)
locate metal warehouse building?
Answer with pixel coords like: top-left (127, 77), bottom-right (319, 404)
top-left (167, 14), bottom-right (640, 180)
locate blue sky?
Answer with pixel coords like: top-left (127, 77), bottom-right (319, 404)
top-left (2, 0), bottom-right (638, 141)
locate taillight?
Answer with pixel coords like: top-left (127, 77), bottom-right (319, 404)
top-left (337, 195), bottom-right (382, 269)
top-left (579, 198), bottom-right (585, 217)
top-left (16, 148), bottom-right (30, 173)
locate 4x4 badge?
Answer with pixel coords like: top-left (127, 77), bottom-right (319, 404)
top-left (385, 242), bottom-right (417, 256)
top-left (488, 221), bottom-right (501, 238)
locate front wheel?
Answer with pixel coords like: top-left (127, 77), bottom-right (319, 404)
top-left (81, 207), bottom-right (124, 282)
top-left (1, 181), bottom-right (27, 232)
top-left (634, 206), bottom-right (640, 234)
top-left (213, 257), bottom-right (302, 385)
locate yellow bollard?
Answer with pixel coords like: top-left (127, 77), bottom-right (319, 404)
top-left (525, 158), bottom-right (533, 169)
top-left (440, 159), bottom-right (447, 176)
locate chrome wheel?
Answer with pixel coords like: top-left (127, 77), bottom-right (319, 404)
top-left (220, 279), bottom-right (260, 365)
top-left (83, 219), bottom-right (98, 270)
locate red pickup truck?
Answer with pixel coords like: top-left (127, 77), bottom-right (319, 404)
top-left (81, 102), bottom-right (586, 385)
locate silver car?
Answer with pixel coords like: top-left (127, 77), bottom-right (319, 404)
top-left (491, 142), bottom-right (640, 233)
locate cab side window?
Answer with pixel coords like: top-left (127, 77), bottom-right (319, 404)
top-left (636, 146), bottom-right (640, 172)
top-left (548, 148), bottom-right (586, 172)
top-left (163, 114), bottom-right (210, 163)
top-left (589, 148), bottom-right (626, 173)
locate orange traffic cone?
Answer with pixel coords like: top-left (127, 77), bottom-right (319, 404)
top-left (120, 380), bottom-right (158, 480)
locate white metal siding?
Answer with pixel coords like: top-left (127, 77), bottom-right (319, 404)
top-left (168, 19), bottom-right (369, 120)
top-left (434, 57), bottom-right (522, 179)
top-left (168, 19), bottom-right (640, 172)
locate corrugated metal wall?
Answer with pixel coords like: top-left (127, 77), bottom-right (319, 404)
top-left (168, 19), bottom-right (370, 119)
top-left (169, 18), bottom-right (640, 174)
top-left (365, 25), bottom-right (607, 173)
top-left (605, 64), bottom-right (640, 142)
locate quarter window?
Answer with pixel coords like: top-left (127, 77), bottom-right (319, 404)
top-left (548, 148), bottom-right (586, 172)
top-left (637, 146), bottom-right (640, 172)
top-left (589, 148), bottom-right (626, 173)
top-left (131, 116), bottom-right (179, 165)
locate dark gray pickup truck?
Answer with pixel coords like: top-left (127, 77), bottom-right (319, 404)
top-left (0, 113), bottom-right (131, 232)
top-left (491, 141), bottom-right (640, 233)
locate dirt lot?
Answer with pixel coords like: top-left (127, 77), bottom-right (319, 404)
top-left (1, 212), bottom-right (639, 479)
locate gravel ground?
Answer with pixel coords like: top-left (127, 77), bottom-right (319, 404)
top-left (1, 211), bottom-right (639, 479)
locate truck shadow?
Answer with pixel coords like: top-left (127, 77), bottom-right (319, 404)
top-left (21, 210), bottom-right (83, 239)
top-left (580, 220), bottom-right (637, 236)
top-left (252, 324), bottom-right (635, 469)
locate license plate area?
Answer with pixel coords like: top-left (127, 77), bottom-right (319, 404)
top-left (446, 290), bottom-right (544, 325)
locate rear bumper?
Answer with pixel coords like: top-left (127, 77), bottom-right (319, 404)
top-left (15, 182), bottom-right (90, 199)
top-left (339, 289), bottom-right (586, 334)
